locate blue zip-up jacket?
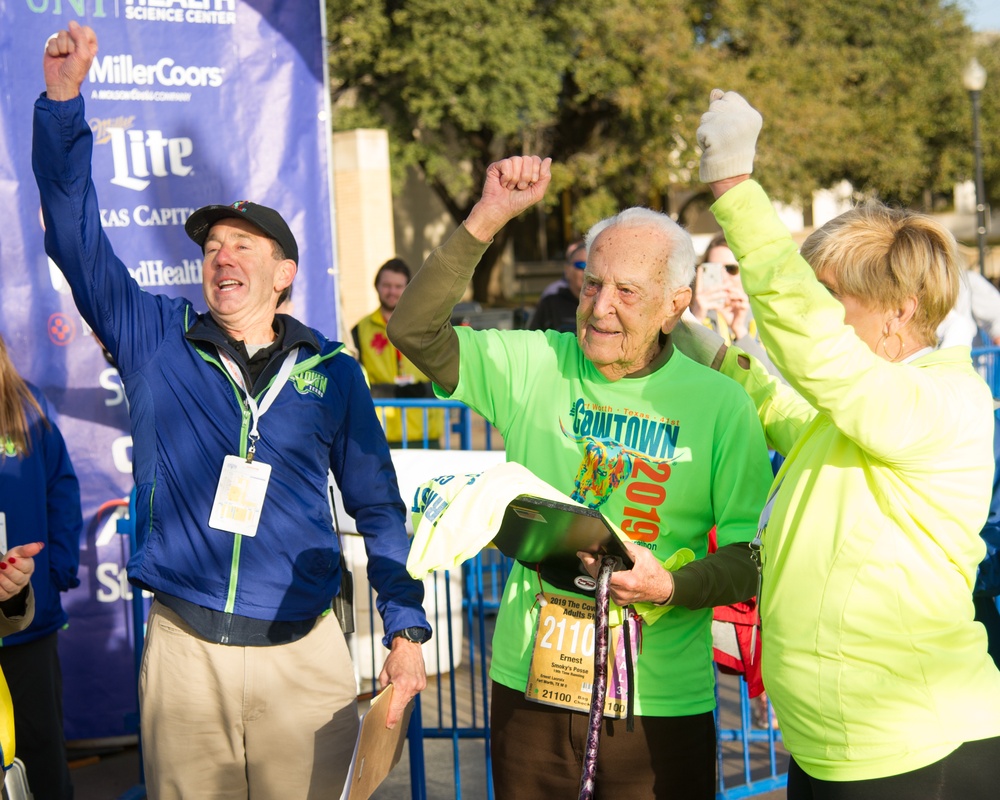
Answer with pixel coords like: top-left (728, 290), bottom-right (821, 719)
top-left (0, 386), bottom-right (81, 645)
top-left (32, 94), bottom-right (426, 641)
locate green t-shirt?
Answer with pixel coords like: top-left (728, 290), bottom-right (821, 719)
top-left (448, 326), bottom-right (771, 716)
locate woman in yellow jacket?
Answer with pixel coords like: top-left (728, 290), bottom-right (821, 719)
top-left (678, 91), bottom-right (1000, 798)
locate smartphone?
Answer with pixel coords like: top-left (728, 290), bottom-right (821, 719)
top-left (698, 261), bottom-right (725, 290)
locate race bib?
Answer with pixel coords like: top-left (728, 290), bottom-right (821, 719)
top-left (525, 592), bottom-right (632, 719)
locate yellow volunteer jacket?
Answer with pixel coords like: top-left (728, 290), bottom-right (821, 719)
top-left (352, 309), bottom-right (444, 444)
top-left (713, 180), bottom-right (1000, 781)
top-left (699, 309), bottom-right (757, 347)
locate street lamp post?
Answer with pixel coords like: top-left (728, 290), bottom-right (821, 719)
top-left (963, 58), bottom-right (988, 276)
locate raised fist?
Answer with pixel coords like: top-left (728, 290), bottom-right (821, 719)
top-left (697, 90), bottom-right (762, 183)
top-left (43, 20), bottom-right (98, 101)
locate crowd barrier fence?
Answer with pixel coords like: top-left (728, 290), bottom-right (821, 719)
top-left (972, 345), bottom-right (1000, 398)
top-left (357, 400), bottom-right (787, 798)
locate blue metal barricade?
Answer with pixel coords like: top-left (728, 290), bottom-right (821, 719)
top-left (972, 345), bottom-right (1000, 398)
top-left (373, 398), bottom-right (498, 451)
top-left (418, 560), bottom-right (497, 800)
top-left (715, 679), bottom-right (787, 798)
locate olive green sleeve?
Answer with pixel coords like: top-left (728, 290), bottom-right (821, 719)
top-left (387, 224), bottom-right (491, 395)
top-left (668, 541), bottom-right (758, 609)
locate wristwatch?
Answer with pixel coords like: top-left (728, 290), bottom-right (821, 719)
top-left (391, 626), bottom-right (431, 644)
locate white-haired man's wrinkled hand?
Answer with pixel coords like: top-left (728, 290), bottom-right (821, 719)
top-left (697, 89), bottom-right (763, 183)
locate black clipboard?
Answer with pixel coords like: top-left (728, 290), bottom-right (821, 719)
top-left (491, 495), bottom-right (634, 595)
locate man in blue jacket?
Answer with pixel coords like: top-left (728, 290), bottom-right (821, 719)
top-left (36, 22), bottom-right (430, 799)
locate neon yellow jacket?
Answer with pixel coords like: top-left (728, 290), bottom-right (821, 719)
top-left (352, 309), bottom-right (444, 444)
top-left (714, 181), bottom-right (1000, 781)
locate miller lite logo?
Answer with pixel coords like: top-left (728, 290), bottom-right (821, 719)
top-left (107, 127), bottom-right (194, 191)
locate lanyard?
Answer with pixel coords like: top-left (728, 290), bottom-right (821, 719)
top-left (219, 347), bottom-right (299, 462)
top-left (749, 477), bottom-right (783, 664)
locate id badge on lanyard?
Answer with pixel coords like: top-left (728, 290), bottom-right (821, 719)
top-left (208, 457), bottom-right (272, 537)
top-left (208, 348), bottom-right (298, 537)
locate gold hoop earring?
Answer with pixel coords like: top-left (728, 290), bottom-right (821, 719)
top-left (880, 331), bottom-right (904, 362)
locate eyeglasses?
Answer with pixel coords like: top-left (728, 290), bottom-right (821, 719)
top-left (572, 260), bottom-right (587, 270)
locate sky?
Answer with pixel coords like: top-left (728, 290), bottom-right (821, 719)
top-left (966, 0), bottom-right (1000, 32)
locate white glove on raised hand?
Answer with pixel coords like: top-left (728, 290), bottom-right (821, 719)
top-left (697, 89), bottom-right (763, 183)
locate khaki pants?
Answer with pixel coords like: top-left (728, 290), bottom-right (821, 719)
top-left (140, 601), bottom-right (359, 800)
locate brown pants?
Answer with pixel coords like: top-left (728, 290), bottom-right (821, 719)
top-left (490, 682), bottom-right (716, 799)
top-left (140, 601), bottom-right (359, 800)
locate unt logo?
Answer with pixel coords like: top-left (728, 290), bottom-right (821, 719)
top-left (26, 1), bottom-right (110, 17)
top-left (290, 371), bottom-right (328, 398)
top-left (107, 127), bottom-right (193, 191)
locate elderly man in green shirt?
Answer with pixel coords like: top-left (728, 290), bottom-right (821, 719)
top-left (390, 156), bottom-right (770, 799)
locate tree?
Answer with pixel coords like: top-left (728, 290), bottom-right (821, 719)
top-left (329, 0), bottom-right (570, 300)
top-left (695, 0), bottom-right (978, 207)
top-left (328, 0), bottom-right (989, 301)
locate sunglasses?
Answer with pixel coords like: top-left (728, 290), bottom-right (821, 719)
top-left (572, 260), bottom-right (587, 270)
top-left (704, 261), bottom-right (740, 275)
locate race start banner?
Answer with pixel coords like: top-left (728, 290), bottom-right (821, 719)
top-left (0, 0), bottom-right (338, 741)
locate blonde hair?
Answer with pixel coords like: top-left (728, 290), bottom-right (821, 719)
top-left (800, 203), bottom-right (959, 346)
top-left (0, 334), bottom-right (47, 458)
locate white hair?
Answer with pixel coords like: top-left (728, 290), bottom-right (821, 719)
top-left (584, 207), bottom-right (697, 293)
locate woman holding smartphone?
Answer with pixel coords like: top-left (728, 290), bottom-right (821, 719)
top-left (688, 233), bottom-right (782, 378)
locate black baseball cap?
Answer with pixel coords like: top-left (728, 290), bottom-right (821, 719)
top-left (185, 201), bottom-right (298, 264)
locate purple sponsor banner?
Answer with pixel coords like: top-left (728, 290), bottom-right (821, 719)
top-left (0, 0), bottom-right (337, 740)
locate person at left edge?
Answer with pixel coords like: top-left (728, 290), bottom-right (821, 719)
top-left (0, 538), bottom-right (42, 797)
top-left (34, 22), bottom-right (430, 800)
top-left (0, 334), bottom-right (75, 800)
